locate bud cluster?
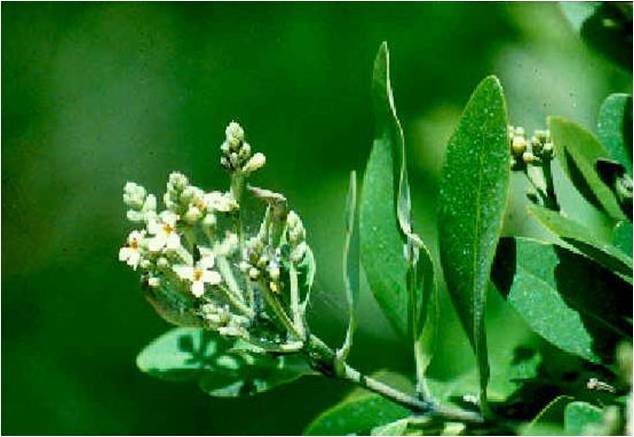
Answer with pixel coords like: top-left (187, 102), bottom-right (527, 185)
top-left (119, 121), bottom-right (312, 347)
top-left (509, 126), bottom-right (554, 170)
top-left (220, 121), bottom-right (266, 174)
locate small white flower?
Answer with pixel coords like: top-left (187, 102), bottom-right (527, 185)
top-left (147, 211), bottom-right (181, 252)
top-left (119, 230), bottom-right (145, 270)
top-left (205, 191), bottom-right (238, 212)
top-left (173, 254), bottom-right (222, 298)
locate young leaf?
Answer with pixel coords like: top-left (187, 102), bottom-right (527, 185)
top-left (492, 237), bottom-right (630, 364)
top-left (564, 401), bottom-right (603, 435)
top-left (438, 75), bottom-right (510, 404)
top-left (136, 328), bottom-right (313, 397)
top-left (549, 116), bottom-right (625, 220)
top-left (597, 93), bottom-right (633, 175)
top-left (359, 42), bottom-right (410, 338)
top-left (528, 204), bottom-right (633, 279)
top-left (339, 171), bottom-right (360, 359)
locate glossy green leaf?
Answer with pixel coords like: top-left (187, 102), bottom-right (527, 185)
top-left (492, 237), bottom-right (630, 363)
top-left (137, 328), bottom-right (313, 397)
top-left (438, 75), bottom-right (510, 403)
top-left (360, 42), bottom-right (410, 338)
top-left (597, 93), bottom-right (633, 175)
top-left (528, 204), bottom-right (633, 279)
top-left (370, 418), bottom-right (409, 436)
top-left (549, 116), bottom-right (625, 220)
top-left (564, 401), bottom-right (603, 435)
top-left (340, 171), bottom-right (360, 358)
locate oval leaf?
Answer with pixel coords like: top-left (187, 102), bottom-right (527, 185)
top-left (597, 93), bottom-right (633, 175)
top-left (359, 42), bottom-right (410, 338)
top-left (549, 115), bottom-right (625, 220)
top-left (528, 204), bottom-right (633, 280)
top-left (492, 237), bottom-right (630, 363)
top-left (438, 75), bottom-right (510, 403)
top-left (137, 328), bottom-right (313, 397)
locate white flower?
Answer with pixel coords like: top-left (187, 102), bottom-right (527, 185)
top-left (173, 254), bottom-right (222, 298)
top-left (119, 230), bottom-right (145, 270)
top-left (147, 211), bottom-right (181, 252)
top-left (204, 191), bottom-right (238, 212)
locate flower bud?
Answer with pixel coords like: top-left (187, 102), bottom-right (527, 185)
top-left (243, 152), bottom-right (266, 173)
top-left (511, 136), bottom-right (527, 155)
top-left (123, 182), bottom-right (147, 209)
top-left (225, 121), bottom-right (245, 145)
top-left (184, 206), bottom-right (203, 224)
top-left (148, 277), bottom-right (161, 288)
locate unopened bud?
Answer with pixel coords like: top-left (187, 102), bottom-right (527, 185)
top-left (243, 152), bottom-right (266, 173)
top-left (511, 136), bottom-right (527, 155)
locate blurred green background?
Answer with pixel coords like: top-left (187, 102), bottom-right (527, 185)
top-left (2, 2), bottom-right (631, 434)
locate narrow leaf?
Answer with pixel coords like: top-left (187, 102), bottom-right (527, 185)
top-left (564, 401), bottom-right (603, 435)
top-left (597, 93), bottom-right (633, 175)
top-left (371, 419), bottom-right (409, 436)
top-left (549, 116), bottom-right (625, 220)
top-left (340, 171), bottom-right (360, 358)
top-left (359, 42), bottom-right (410, 338)
top-left (438, 75), bottom-right (510, 403)
top-left (492, 237), bottom-right (630, 363)
top-left (612, 220), bottom-right (633, 257)
top-left (136, 328), bottom-right (313, 397)
top-left (528, 204), bottom-right (633, 279)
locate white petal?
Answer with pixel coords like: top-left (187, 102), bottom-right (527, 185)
top-left (160, 210), bottom-right (178, 227)
top-left (147, 220), bottom-right (161, 236)
top-left (119, 247), bottom-right (131, 261)
top-left (173, 265), bottom-right (194, 281)
top-left (198, 255), bottom-right (215, 269)
top-left (166, 232), bottom-right (181, 250)
top-left (191, 281), bottom-right (205, 297)
top-left (148, 235), bottom-right (165, 252)
top-left (127, 251), bottom-right (141, 270)
top-left (203, 270), bottom-right (222, 285)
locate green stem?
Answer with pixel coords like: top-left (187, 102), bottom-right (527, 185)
top-left (304, 335), bottom-right (484, 424)
top-left (289, 264), bottom-right (306, 339)
top-left (542, 159), bottom-right (560, 211)
top-left (214, 284), bottom-right (253, 318)
top-left (216, 256), bottom-right (246, 304)
top-left (258, 280), bottom-right (302, 340)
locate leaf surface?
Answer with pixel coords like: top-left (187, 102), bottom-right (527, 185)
top-left (438, 75), bottom-right (510, 402)
top-left (564, 401), bottom-right (603, 435)
top-left (597, 93), bottom-right (633, 175)
top-left (549, 116), bottom-right (624, 219)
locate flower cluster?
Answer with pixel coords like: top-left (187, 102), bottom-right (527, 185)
top-left (119, 122), bottom-right (313, 346)
top-left (509, 126), bottom-right (554, 170)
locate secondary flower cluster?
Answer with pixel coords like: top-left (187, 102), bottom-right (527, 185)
top-left (509, 125), bottom-right (554, 170)
top-left (119, 122), bottom-right (312, 345)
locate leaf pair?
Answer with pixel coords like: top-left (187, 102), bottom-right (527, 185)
top-left (357, 43), bottom-right (437, 395)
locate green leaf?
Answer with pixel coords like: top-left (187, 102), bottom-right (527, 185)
top-left (438, 75), bottom-right (510, 403)
top-left (359, 42), bottom-right (410, 338)
top-left (304, 393), bottom-right (410, 435)
top-left (492, 237), bottom-right (630, 364)
top-left (564, 401), bottom-right (603, 435)
top-left (370, 418), bottom-right (409, 436)
top-left (339, 171), bottom-right (360, 358)
top-left (521, 395), bottom-right (572, 436)
top-left (549, 116), bottom-right (625, 220)
top-left (597, 93), bottom-right (633, 175)
top-left (136, 328), bottom-right (313, 397)
top-left (528, 204), bottom-right (633, 280)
